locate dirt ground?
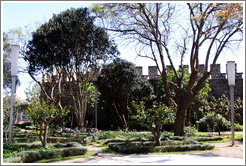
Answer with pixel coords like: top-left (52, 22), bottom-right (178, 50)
top-left (54, 140), bottom-right (244, 163)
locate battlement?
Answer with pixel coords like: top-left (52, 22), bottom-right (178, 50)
top-left (136, 64), bottom-right (243, 80)
top-left (43, 63), bottom-right (243, 83)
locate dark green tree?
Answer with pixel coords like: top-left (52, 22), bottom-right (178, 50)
top-left (25, 7), bottom-right (119, 128)
top-left (97, 58), bottom-right (153, 130)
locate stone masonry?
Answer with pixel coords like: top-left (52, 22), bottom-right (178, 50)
top-left (135, 64), bottom-right (243, 100)
top-left (41, 63), bottom-right (243, 128)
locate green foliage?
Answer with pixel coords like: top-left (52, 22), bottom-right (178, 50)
top-left (98, 58), bottom-right (153, 129)
top-left (26, 7), bottom-right (118, 74)
top-left (196, 113), bottom-right (231, 134)
top-left (130, 101), bottom-right (175, 145)
top-left (130, 101), bottom-right (175, 128)
top-left (184, 125), bottom-right (198, 137)
top-left (3, 144), bottom-right (23, 159)
top-left (86, 83), bottom-right (101, 109)
top-left (234, 123), bottom-right (243, 131)
top-left (199, 95), bottom-right (243, 124)
top-left (26, 83), bottom-right (69, 147)
top-left (156, 68), bottom-right (211, 107)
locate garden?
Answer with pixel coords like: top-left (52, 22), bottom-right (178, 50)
top-left (3, 3), bottom-right (243, 164)
top-left (3, 122), bottom-right (243, 163)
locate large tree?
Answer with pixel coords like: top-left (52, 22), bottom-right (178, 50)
top-left (25, 7), bottom-right (119, 128)
top-left (92, 3), bottom-right (243, 135)
top-left (97, 58), bottom-right (153, 130)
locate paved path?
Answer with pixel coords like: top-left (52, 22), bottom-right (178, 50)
top-left (53, 141), bottom-right (244, 165)
top-left (83, 154), bottom-right (244, 165)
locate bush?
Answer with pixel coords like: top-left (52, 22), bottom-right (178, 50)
top-left (184, 125), bottom-right (198, 137)
top-left (3, 144), bottom-right (22, 159)
top-left (17, 150), bottom-right (41, 163)
top-left (61, 147), bottom-right (87, 157)
top-left (103, 138), bottom-right (127, 145)
top-left (3, 156), bottom-right (22, 163)
top-left (196, 113), bottom-right (231, 133)
top-left (108, 141), bottom-right (214, 154)
top-left (234, 123), bottom-right (243, 131)
top-left (194, 136), bottom-right (223, 142)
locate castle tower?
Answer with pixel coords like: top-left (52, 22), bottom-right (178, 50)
top-left (136, 66), bottom-right (143, 77)
top-left (210, 64), bottom-right (225, 79)
top-left (198, 64), bottom-right (205, 74)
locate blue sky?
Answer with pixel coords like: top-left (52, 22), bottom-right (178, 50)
top-left (2, 1), bottom-right (244, 99)
top-left (2, 1), bottom-right (152, 99)
top-left (2, 2), bottom-right (91, 31)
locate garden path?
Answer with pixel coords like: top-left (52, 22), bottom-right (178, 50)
top-left (53, 140), bottom-right (243, 163)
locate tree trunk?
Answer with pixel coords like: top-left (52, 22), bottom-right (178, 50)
top-left (155, 126), bottom-right (161, 146)
top-left (174, 93), bottom-right (190, 136)
top-left (74, 96), bottom-right (87, 128)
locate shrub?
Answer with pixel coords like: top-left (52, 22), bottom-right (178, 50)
top-left (103, 138), bottom-right (127, 145)
top-left (184, 125), bottom-right (198, 137)
top-left (3, 156), bottom-right (22, 163)
top-left (17, 151), bottom-right (41, 163)
top-left (194, 136), bottom-right (223, 142)
top-left (13, 143), bottom-right (87, 163)
top-left (196, 113), bottom-right (231, 135)
top-left (108, 142), bottom-right (214, 154)
top-left (60, 147), bottom-right (87, 157)
top-left (234, 123), bottom-right (243, 131)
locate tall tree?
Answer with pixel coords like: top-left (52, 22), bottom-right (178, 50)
top-left (92, 3), bottom-right (243, 135)
top-left (25, 7), bottom-right (119, 128)
top-left (97, 58), bottom-right (153, 130)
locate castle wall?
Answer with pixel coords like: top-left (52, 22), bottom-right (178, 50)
top-left (136, 64), bottom-right (243, 100)
top-left (41, 63), bottom-right (243, 128)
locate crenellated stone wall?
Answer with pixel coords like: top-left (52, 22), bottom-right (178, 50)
top-left (136, 64), bottom-right (243, 100)
top-left (41, 63), bottom-right (243, 129)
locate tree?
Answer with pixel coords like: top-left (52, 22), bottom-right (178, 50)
top-left (26, 83), bottom-right (69, 148)
top-left (3, 96), bottom-right (28, 127)
top-left (97, 58), bottom-right (153, 130)
top-left (130, 101), bottom-right (175, 146)
top-left (156, 68), bottom-right (211, 125)
top-left (25, 7), bottom-right (119, 128)
top-left (196, 112), bottom-right (231, 135)
top-left (92, 3), bottom-right (243, 135)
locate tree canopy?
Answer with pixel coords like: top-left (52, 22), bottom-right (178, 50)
top-left (25, 7), bottom-right (119, 127)
top-left (92, 3), bottom-right (243, 135)
top-left (97, 58), bottom-right (153, 130)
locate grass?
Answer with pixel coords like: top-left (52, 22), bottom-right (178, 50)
top-left (34, 151), bottom-right (96, 163)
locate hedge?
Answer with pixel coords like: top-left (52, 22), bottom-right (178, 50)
top-left (106, 137), bottom-right (215, 154)
top-left (3, 142), bottom-right (87, 163)
top-left (108, 142), bottom-right (214, 154)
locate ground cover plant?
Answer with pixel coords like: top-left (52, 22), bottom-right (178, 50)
top-left (3, 142), bottom-right (87, 163)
